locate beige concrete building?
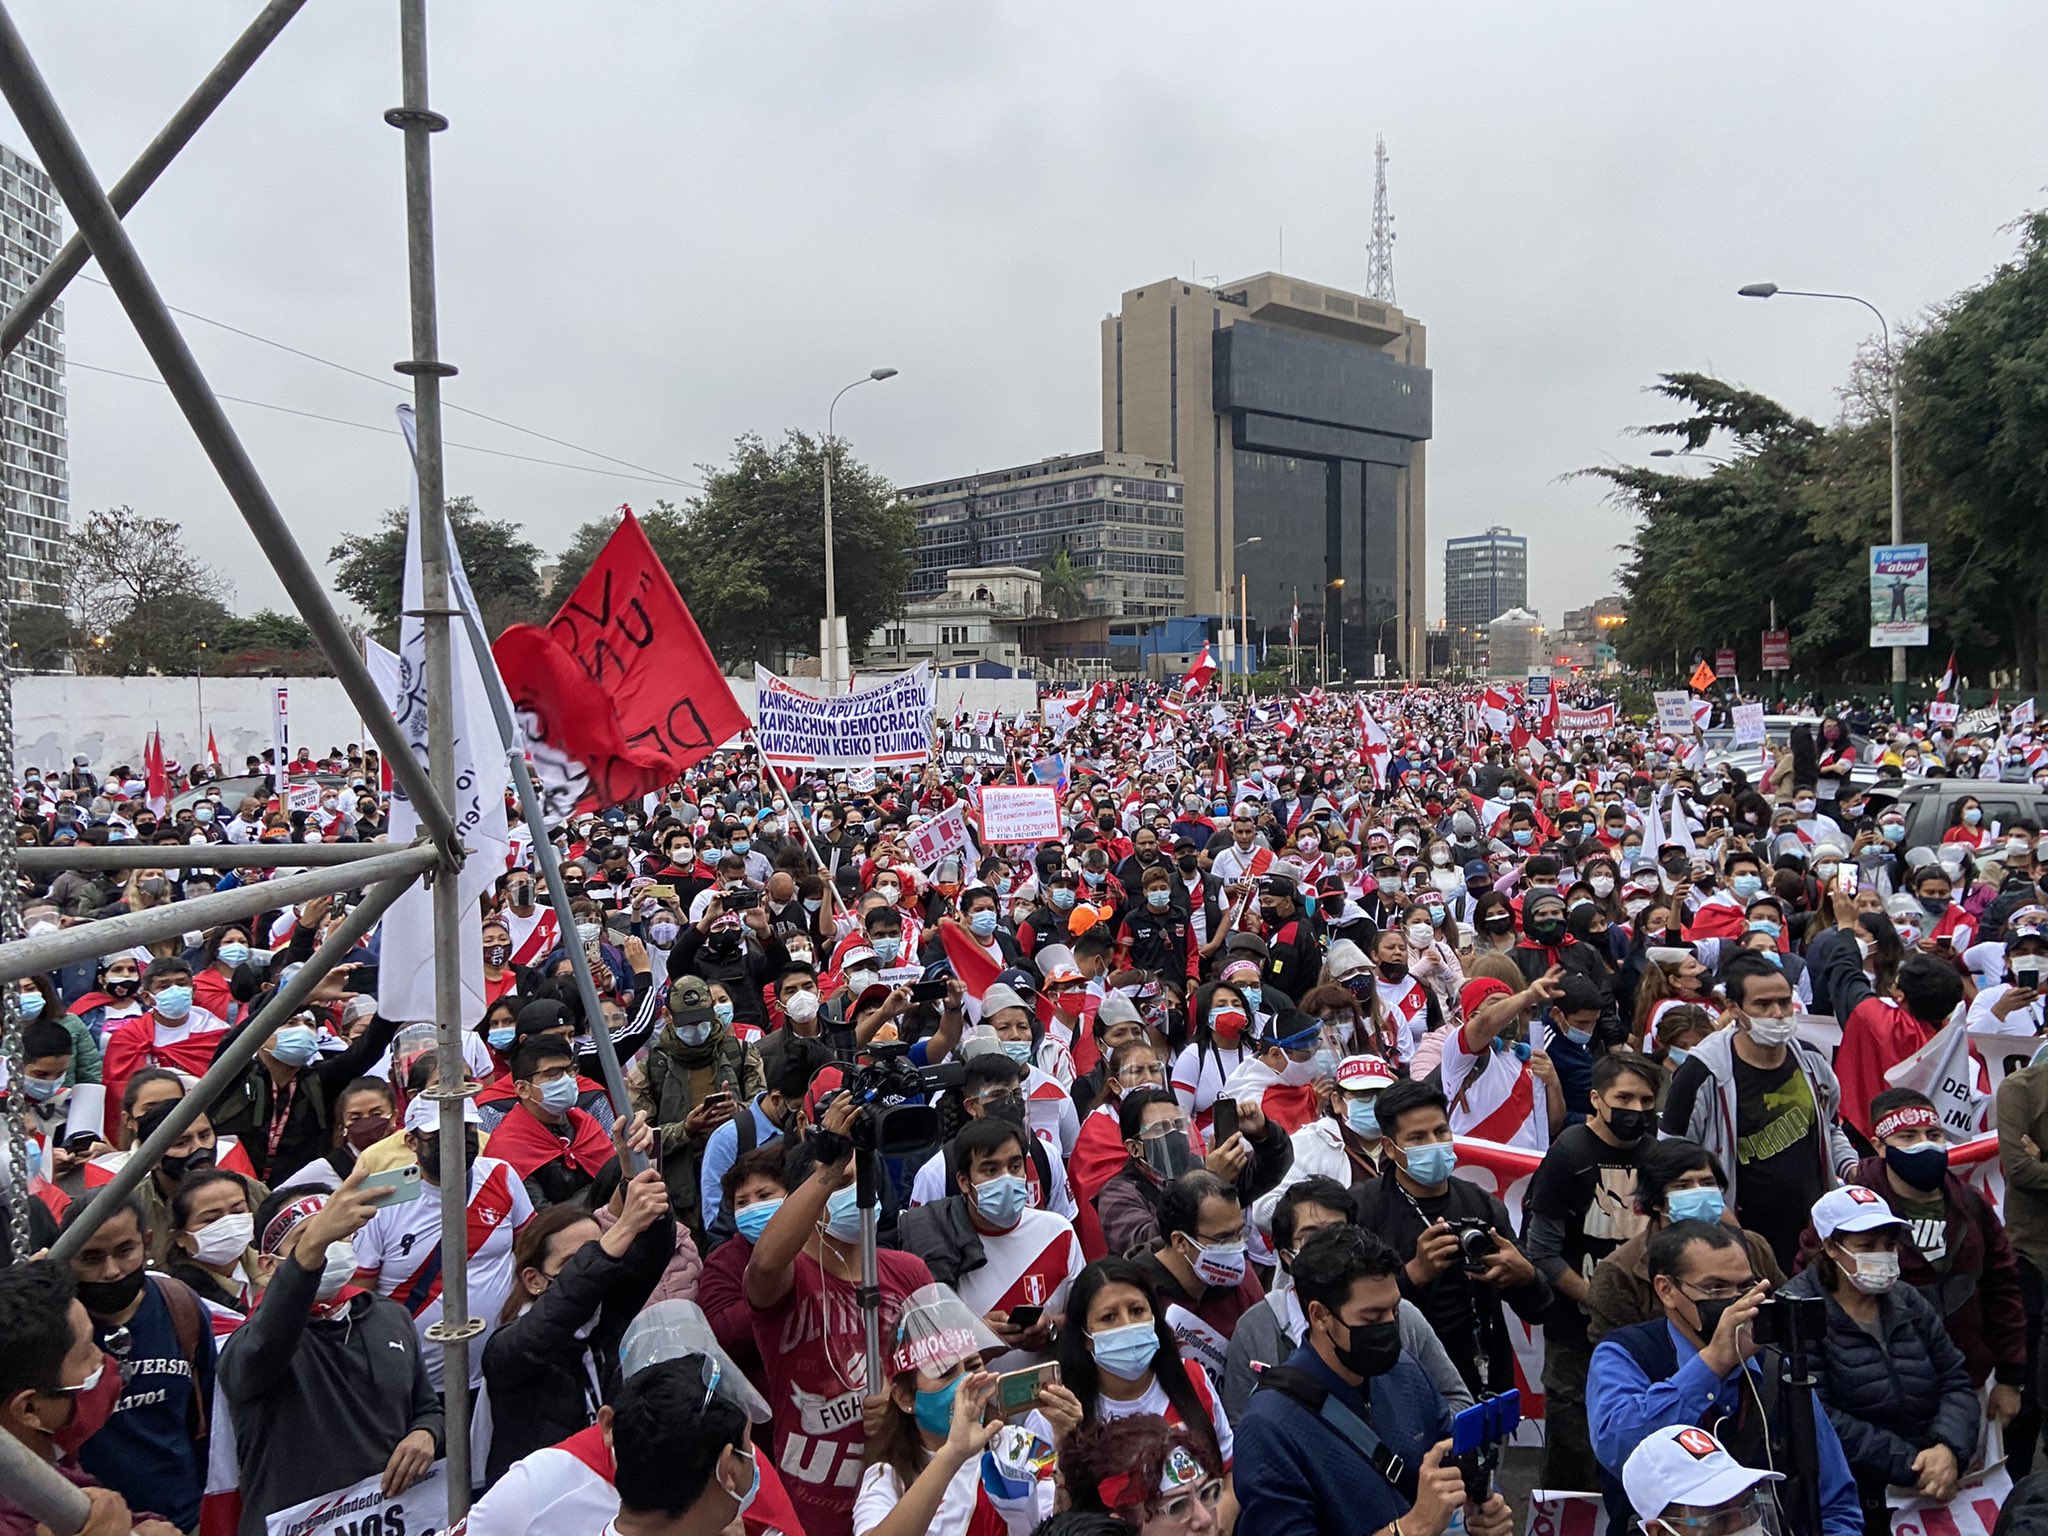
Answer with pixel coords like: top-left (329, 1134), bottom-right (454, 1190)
top-left (1102, 272), bottom-right (1430, 676)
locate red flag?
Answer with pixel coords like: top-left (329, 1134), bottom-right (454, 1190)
top-left (936, 918), bottom-right (1003, 1002)
top-left (493, 509), bottom-right (746, 814)
top-left (1182, 643), bottom-right (1218, 695)
top-left (1937, 652), bottom-right (1958, 701)
top-left (205, 728), bottom-right (221, 772)
top-left (144, 729), bottom-right (168, 815)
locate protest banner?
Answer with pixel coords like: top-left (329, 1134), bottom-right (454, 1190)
top-left (1653, 690), bottom-right (1693, 732)
top-left (266, 1464), bottom-right (448, 1536)
top-left (1714, 648), bottom-right (1736, 680)
top-left (1958, 706), bottom-right (2001, 738)
top-left (978, 785), bottom-right (1062, 845)
top-left (1930, 701), bottom-right (1961, 725)
top-left (754, 663), bottom-right (935, 768)
top-left (1553, 704), bottom-right (1617, 735)
top-left (907, 802), bottom-right (974, 870)
top-left (1731, 702), bottom-right (1766, 747)
top-left (1970, 1027), bottom-right (2038, 1100)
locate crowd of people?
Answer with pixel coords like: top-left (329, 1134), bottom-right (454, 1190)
top-left (4, 682), bottom-right (2048, 1536)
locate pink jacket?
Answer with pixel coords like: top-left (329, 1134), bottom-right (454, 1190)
top-left (593, 1202), bottom-right (701, 1303)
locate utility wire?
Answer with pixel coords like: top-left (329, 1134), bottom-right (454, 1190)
top-left (76, 270), bottom-right (694, 487)
top-left (70, 358), bottom-right (700, 488)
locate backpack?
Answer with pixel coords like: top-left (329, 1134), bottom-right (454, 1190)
top-left (148, 1273), bottom-right (210, 1439)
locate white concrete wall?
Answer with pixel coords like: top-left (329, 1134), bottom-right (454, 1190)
top-left (14, 674), bottom-right (363, 775)
top-left (17, 671), bottom-right (1044, 776)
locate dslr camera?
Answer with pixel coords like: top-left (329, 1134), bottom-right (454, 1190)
top-left (840, 1042), bottom-right (965, 1157)
top-left (1448, 1216), bottom-right (1499, 1270)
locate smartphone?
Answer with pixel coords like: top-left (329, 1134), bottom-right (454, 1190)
top-left (2015, 961), bottom-right (2045, 992)
top-left (1834, 866), bottom-right (1859, 898)
top-left (701, 1091), bottom-right (734, 1113)
top-left (350, 963), bottom-right (380, 994)
top-left (1935, 933), bottom-right (1953, 951)
top-left (1005, 1304), bottom-right (1045, 1332)
top-left (908, 978), bottom-right (950, 1004)
top-left (361, 1164), bottom-right (423, 1207)
top-left (994, 1362), bottom-right (1058, 1412)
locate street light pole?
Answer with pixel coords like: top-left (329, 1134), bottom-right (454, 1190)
top-left (1738, 283), bottom-right (1905, 713)
top-left (822, 368), bottom-right (897, 695)
top-left (1227, 535), bottom-right (1261, 695)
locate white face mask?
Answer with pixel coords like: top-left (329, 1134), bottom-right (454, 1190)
top-left (783, 989), bottom-right (821, 1025)
top-left (1838, 1246), bottom-right (1901, 1295)
top-left (315, 1239), bottom-right (358, 1301)
top-left (1277, 1054), bottom-right (1321, 1086)
top-left (188, 1211), bottom-right (254, 1268)
top-left (1743, 1012), bottom-right (1799, 1048)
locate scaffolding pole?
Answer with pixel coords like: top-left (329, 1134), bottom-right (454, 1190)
top-left (16, 840), bottom-right (412, 872)
top-left (0, 1), bottom-right (458, 854)
top-left (390, 0), bottom-right (476, 1513)
top-left (45, 872), bottom-right (414, 1265)
top-left (0, 0), bottom-right (308, 355)
top-left (0, 841), bottom-right (438, 983)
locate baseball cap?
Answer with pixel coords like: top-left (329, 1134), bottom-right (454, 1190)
top-left (1334, 1055), bottom-right (1396, 1091)
top-left (1462, 858), bottom-right (1491, 882)
top-left (403, 1094), bottom-right (483, 1133)
top-left (979, 983), bottom-right (1031, 1020)
top-left (666, 974), bottom-right (717, 1022)
top-left (1622, 1425), bottom-right (1781, 1522)
top-left (1811, 1185), bottom-right (1907, 1240)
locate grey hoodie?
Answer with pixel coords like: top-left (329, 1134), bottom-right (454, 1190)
top-left (1664, 1019), bottom-right (1858, 1209)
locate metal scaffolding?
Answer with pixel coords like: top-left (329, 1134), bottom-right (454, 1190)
top-left (0, 3), bottom-right (499, 1525)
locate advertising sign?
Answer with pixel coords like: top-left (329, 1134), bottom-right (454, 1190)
top-left (1761, 628), bottom-right (1790, 671)
top-left (1870, 543), bottom-right (1930, 648)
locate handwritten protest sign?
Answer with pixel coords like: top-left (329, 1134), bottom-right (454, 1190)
top-left (978, 785), bottom-right (1061, 845)
top-left (908, 803), bottom-right (974, 869)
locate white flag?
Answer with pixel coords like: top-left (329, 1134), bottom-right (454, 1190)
top-left (1884, 1004), bottom-right (1986, 1141)
top-left (376, 405), bottom-right (513, 1026)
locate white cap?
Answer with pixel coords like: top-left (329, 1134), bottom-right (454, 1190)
top-left (1323, 938), bottom-right (1370, 980)
top-left (403, 1094), bottom-right (483, 1133)
top-left (1622, 1425), bottom-right (1782, 1522)
top-left (1811, 1184), bottom-right (1907, 1240)
top-left (1335, 1055), bottom-right (1396, 1090)
top-left (979, 983), bottom-right (1031, 1020)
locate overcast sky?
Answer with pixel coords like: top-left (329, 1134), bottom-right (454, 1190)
top-left (6, 0), bottom-right (2043, 631)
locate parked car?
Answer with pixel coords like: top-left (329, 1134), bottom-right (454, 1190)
top-left (1890, 778), bottom-right (2048, 850)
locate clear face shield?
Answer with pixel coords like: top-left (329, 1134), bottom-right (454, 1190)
top-left (1650, 1489), bottom-right (1783, 1536)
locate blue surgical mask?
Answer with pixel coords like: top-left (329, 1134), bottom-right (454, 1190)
top-left (1400, 1141), bottom-right (1457, 1185)
top-left (1730, 875), bottom-right (1763, 901)
top-left (913, 1373), bottom-right (964, 1435)
top-left (824, 1185), bottom-right (864, 1242)
top-left (712, 1002), bottom-right (735, 1027)
top-left (1147, 889), bottom-right (1172, 911)
top-left (539, 1075), bottom-right (580, 1114)
top-left (873, 938), bottom-right (901, 964)
top-left (1666, 1186), bottom-right (1725, 1224)
top-left (487, 1025), bottom-right (516, 1052)
top-left (1000, 1039), bottom-right (1033, 1065)
top-left (1050, 889), bottom-right (1077, 912)
top-left (1666, 1046), bottom-right (1691, 1068)
top-left (1345, 1098), bottom-right (1380, 1139)
top-left (1301, 890), bottom-right (1318, 916)
top-left (734, 1198), bottom-right (782, 1244)
top-left (1090, 1320), bottom-right (1160, 1382)
top-left (677, 1021), bottom-right (714, 1047)
top-left (21, 1074), bottom-right (64, 1103)
top-left (969, 910), bottom-right (999, 938)
top-left (1747, 919), bottom-right (1781, 940)
top-left (1562, 1025), bottom-right (1592, 1048)
top-left (153, 985), bottom-right (194, 1021)
top-left (1240, 986), bottom-right (1262, 1013)
top-left (732, 838), bottom-right (751, 854)
top-left (216, 942), bottom-right (250, 968)
top-left (17, 991), bottom-right (44, 1021)
top-left (1512, 828), bottom-right (1533, 847)
top-left (973, 1173), bottom-right (1029, 1227)
top-left (269, 1023), bottom-right (319, 1066)
top-left (1882, 823), bottom-right (1906, 844)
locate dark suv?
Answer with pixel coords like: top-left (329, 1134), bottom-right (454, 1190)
top-left (1891, 779), bottom-right (2048, 850)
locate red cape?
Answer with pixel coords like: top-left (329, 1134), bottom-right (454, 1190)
top-left (484, 1101), bottom-right (615, 1182)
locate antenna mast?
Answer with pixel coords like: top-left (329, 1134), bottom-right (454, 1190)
top-left (1368, 133), bottom-right (1396, 304)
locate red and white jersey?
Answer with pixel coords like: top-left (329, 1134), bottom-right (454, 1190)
top-left (505, 905), bottom-right (560, 968)
top-left (459, 1426), bottom-right (803, 1536)
top-left (353, 1155), bottom-right (533, 1391)
top-left (99, 1008), bottom-right (234, 1138)
top-left (1439, 1024), bottom-right (1550, 1153)
top-left (1023, 1064), bottom-right (1079, 1156)
top-left (1171, 1040), bottom-right (1252, 1145)
top-left (1931, 904), bottom-right (1978, 952)
top-left (1376, 974), bottom-right (1431, 1061)
top-left (910, 1132), bottom-right (1078, 1221)
top-left (949, 1208), bottom-right (1084, 1371)
top-left (1025, 1357), bottom-right (1234, 1467)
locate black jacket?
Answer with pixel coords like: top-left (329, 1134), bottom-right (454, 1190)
top-left (205, 1011), bottom-right (402, 1186)
top-left (217, 1251), bottom-right (443, 1536)
top-left (480, 1210), bottom-right (675, 1483)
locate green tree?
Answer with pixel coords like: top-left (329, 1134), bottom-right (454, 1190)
top-left (9, 605), bottom-right (74, 671)
top-left (69, 506), bottom-right (233, 676)
top-left (329, 495), bottom-right (546, 644)
top-left (1040, 550), bottom-right (1090, 618)
top-left (211, 609), bottom-right (332, 675)
top-left (552, 434), bottom-right (916, 672)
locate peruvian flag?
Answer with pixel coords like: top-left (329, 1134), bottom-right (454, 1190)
top-left (1289, 601), bottom-right (1300, 648)
top-left (1182, 643), bottom-right (1218, 695)
top-left (2014, 698), bottom-right (2038, 728)
top-left (144, 728), bottom-right (169, 815)
top-left (1937, 652), bottom-right (1959, 701)
top-left (205, 728), bottom-right (222, 773)
top-left (1357, 700), bottom-right (1392, 786)
top-left (1478, 687), bottom-right (1515, 738)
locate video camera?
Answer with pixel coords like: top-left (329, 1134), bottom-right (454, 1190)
top-left (841, 1041), bottom-right (965, 1157)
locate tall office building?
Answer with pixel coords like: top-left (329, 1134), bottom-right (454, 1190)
top-left (1444, 526), bottom-right (1526, 667)
top-left (0, 144), bottom-right (65, 615)
top-left (1101, 272), bottom-right (1431, 674)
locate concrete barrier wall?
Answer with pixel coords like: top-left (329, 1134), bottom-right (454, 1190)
top-left (18, 672), bottom-right (1043, 776)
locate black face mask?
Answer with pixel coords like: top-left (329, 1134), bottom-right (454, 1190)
top-left (1378, 961), bottom-right (1408, 983)
top-left (1331, 1316), bottom-right (1402, 1380)
top-left (417, 1131), bottom-right (482, 1183)
top-left (1691, 1294), bottom-right (1738, 1342)
top-left (1482, 915), bottom-right (1515, 935)
top-left (1605, 1107), bottom-right (1652, 1144)
top-left (1527, 916), bottom-right (1567, 945)
top-left (160, 1145), bottom-right (216, 1183)
top-left (1177, 855), bottom-right (1200, 875)
top-left (106, 978), bottom-right (141, 1000)
top-left (76, 1267), bottom-right (146, 1316)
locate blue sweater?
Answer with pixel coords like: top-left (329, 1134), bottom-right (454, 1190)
top-left (1234, 1342), bottom-right (1451, 1536)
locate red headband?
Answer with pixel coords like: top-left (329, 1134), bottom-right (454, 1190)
top-left (1874, 1105), bottom-right (1939, 1141)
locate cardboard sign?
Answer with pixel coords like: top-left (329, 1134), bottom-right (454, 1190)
top-left (845, 764), bottom-right (877, 794)
top-left (907, 802), bottom-right (973, 870)
top-left (1654, 690), bottom-right (1693, 732)
top-left (267, 1465), bottom-right (448, 1536)
top-left (1930, 701), bottom-right (1961, 725)
top-left (1731, 703), bottom-right (1766, 747)
top-left (978, 785), bottom-right (1062, 845)
top-left (286, 782), bottom-right (321, 814)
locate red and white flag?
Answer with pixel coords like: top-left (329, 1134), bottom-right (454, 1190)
top-left (205, 727), bottom-right (221, 773)
top-left (143, 728), bottom-right (168, 815)
top-left (1937, 652), bottom-right (1959, 701)
top-left (1182, 643), bottom-right (1218, 695)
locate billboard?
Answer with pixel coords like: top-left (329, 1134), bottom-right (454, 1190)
top-left (1870, 543), bottom-right (1929, 648)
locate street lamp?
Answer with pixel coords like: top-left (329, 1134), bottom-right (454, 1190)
top-left (1739, 282), bottom-right (1905, 710)
top-left (1228, 535), bottom-right (1261, 694)
top-left (822, 367), bottom-right (898, 694)
top-left (1326, 577), bottom-right (1346, 686)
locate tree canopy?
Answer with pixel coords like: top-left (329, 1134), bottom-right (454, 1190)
top-left (551, 432), bottom-right (917, 672)
top-left (329, 495), bottom-right (546, 645)
top-left (69, 506), bottom-right (232, 676)
top-left (1040, 550), bottom-right (1090, 619)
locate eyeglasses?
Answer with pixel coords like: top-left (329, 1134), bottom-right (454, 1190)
top-left (1150, 1479), bottom-right (1225, 1523)
top-left (1681, 1276), bottom-right (1761, 1303)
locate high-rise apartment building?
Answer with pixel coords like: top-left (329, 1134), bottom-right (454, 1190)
top-left (1444, 526), bottom-right (1526, 667)
top-left (0, 144), bottom-right (65, 616)
top-left (902, 451), bottom-right (1185, 618)
top-left (1101, 272), bottom-right (1431, 674)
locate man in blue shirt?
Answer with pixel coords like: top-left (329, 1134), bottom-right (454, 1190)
top-left (1234, 1225), bottom-right (1512, 1536)
top-left (697, 1042), bottom-right (822, 1226)
top-left (1588, 1218), bottom-right (1862, 1536)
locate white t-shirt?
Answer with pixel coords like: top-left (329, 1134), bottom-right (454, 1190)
top-left (461, 1444), bottom-right (618, 1536)
top-left (353, 1154), bottom-right (534, 1390)
top-left (1172, 1040), bottom-right (1250, 1140)
top-left (852, 1453), bottom-right (1052, 1536)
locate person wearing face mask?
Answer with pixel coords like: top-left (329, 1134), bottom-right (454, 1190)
top-left (898, 1119), bottom-right (1084, 1372)
top-left (1661, 949), bottom-right (1859, 1273)
top-left (1811, 886), bottom-right (1970, 1148)
top-left (1350, 1079), bottom-right (1551, 1400)
top-left (697, 1038), bottom-right (827, 1228)
top-left (1115, 867), bottom-right (1192, 980)
top-left (1436, 973), bottom-right (1566, 1152)
top-left (352, 1096), bottom-right (535, 1394)
top-left (479, 1167), bottom-right (675, 1483)
top-left (1254, 875), bottom-right (1322, 1007)
top-left (1618, 1425), bottom-right (1791, 1536)
top-left (221, 1171), bottom-right (443, 1536)
top-left (1680, 849), bottom-right (1769, 941)
top-left (490, 1034), bottom-right (631, 1211)
top-left (1215, 1011), bottom-right (1336, 1138)
top-left (166, 1168), bottom-right (261, 1313)
top-left (636, 974), bottom-right (763, 1241)
top-left (1017, 872), bottom-right (1088, 960)
top-left (1523, 1054), bottom-right (1663, 1491)
top-left (98, 957), bottom-right (234, 1143)
top-left (744, 1097), bottom-right (936, 1536)
top-left (1249, 1056), bottom-right (1397, 1248)
top-left (1588, 1218), bottom-right (1862, 1536)
top-left (9, 1016), bottom-right (82, 1158)
top-left (935, 887), bottom-right (1022, 971)
top-left (1126, 1171), bottom-right (1265, 1380)
top-left (0, 1260), bottom-right (185, 1536)
top-left (1780, 1187), bottom-right (1980, 1535)
top-left (497, 869), bottom-right (562, 970)
top-left (694, 1145), bottom-right (793, 1382)
top-left (1235, 1224), bottom-right (1513, 1536)
top-left (57, 1194), bottom-right (217, 1531)
top-left (205, 964), bottom-right (396, 1186)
